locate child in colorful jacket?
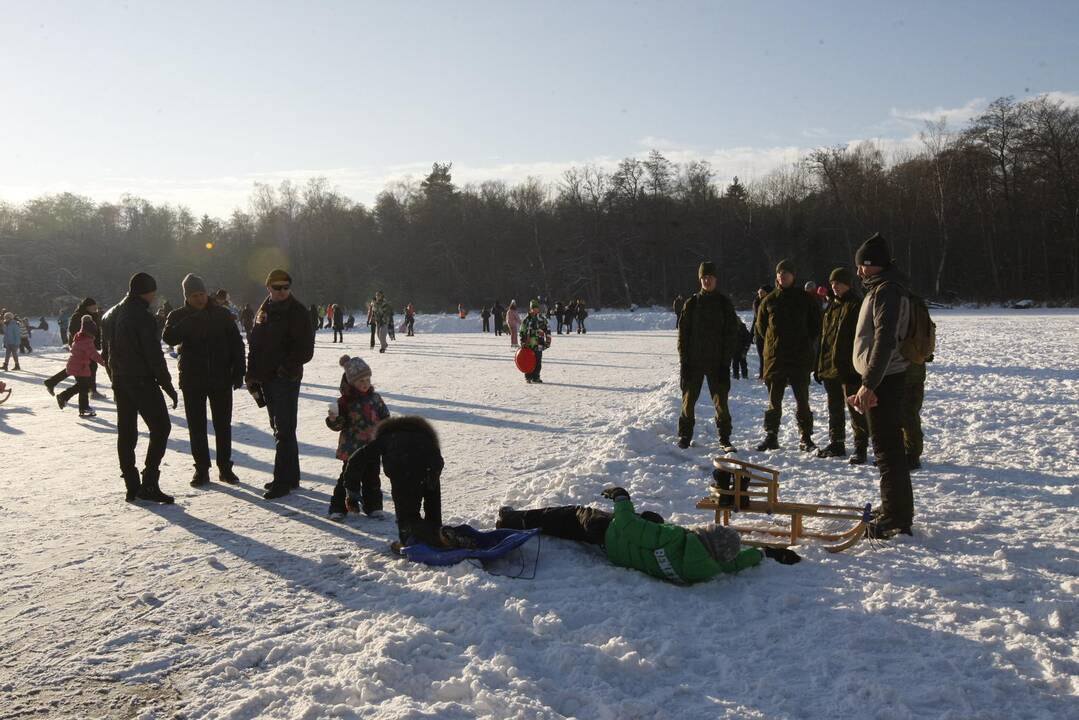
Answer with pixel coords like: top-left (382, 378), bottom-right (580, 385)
top-left (519, 299), bottom-right (551, 383)
top-left (326, 355), bottom-right (390, 520)
top-left (57, 315), bottom-right (105, 416)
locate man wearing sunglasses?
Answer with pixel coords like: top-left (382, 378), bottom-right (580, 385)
top-left (246, 269), bottom-right (315, 499)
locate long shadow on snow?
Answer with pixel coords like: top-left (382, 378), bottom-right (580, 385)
top-left (935, 363), bottom-right (1079, 382)
top-left (0, 406), bottom-right (32, 435)
top-left (388, 347), bottom-right (640, 370)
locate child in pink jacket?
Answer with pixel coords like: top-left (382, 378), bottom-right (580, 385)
top-left (505, 300), bottom-right (521, 347)
top-left (57, 315), bottom-right (105, 417)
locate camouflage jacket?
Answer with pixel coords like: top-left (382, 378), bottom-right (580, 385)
top-left (519, 313), bottom-right (550, 349)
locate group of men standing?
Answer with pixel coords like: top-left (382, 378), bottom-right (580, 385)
top-left (100, 269), bottom-right (314, 504)
top-left (676, 233), bottom-right (922, 540)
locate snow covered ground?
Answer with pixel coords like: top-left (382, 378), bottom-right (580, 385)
top-left (0, 310), bottom-right (1076, 719)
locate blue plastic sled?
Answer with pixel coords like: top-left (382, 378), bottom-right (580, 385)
top-left (401, 524), bottom-right (540, 567)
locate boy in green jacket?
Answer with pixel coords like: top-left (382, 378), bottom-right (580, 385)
top-left (497, 488), bottom-right (798, 584)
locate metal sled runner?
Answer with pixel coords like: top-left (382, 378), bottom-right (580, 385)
top-left (696, 457), bottom-right (871, 553)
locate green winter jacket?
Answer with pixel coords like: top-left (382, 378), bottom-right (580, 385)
top-left (604, 497), bottom-right (762, 584)
top-left (519, 312), bottom-right (550, 349)
top-left (371, 299), bottom-right (393, 326)
top-left (755, 285), bottom-right (822, 380)
top-left (677, 290), bottom-right (740, 370)
top-left (817, 290), bottom-right (862, 381)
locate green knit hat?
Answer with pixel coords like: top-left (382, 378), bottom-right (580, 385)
top-left (828, 267), bottom-right (854, 286)
top-left (775, 259), bottom-right (796, 276)
top-left (529, 299), bottom-right (540, 310)
top-left (698, 261), bottom-right (716, 278)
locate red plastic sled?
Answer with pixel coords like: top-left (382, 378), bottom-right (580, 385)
top-left (514, 347), bottom-right (536, 374)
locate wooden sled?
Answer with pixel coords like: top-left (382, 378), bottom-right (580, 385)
top-left (0, 382), bottom-right (9, 405)
top-left (696, 456), bottom-right (871, 553)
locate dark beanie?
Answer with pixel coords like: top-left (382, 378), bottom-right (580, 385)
top-left (129, 272), bottom-right (157, 295)
top-left (855, 233), bottom-right (892, 268)
top-left (698, 261), bottom-right (717, 278)
top-left (775, 259), bottom-right (796, 275)
top-left (829, 267), bottom-right (854, 286)
top-left (80, 314), bottom-right (97, 336)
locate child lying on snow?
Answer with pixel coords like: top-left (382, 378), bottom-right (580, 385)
top-left (341, 415), bottom-right (474, 551)
top-left (497, 488), bottom-right (800, 584)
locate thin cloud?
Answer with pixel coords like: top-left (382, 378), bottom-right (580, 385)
top-left (890, 97), bottom-right (987, 125)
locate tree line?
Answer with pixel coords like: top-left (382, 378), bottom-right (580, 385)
top-left (1, 94), bottom-right (1076, 314)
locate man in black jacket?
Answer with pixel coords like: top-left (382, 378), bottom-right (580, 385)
top-left (677, 261), bottom-right (740, 452)
top-left (162, 274), bottom-right (246, 488)
top-left (246, 269), bottom-right (315, 499)
top-left (101, 272), bottom-right (177, 503)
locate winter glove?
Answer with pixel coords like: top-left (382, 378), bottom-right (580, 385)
top-left (764, 547), bottom-right (802, 565)
top-left (162, 384), bottom-right (179, 409)
top-left (601, 486), bottom-right (630, 502)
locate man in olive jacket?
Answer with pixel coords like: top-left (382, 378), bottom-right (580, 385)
top-left (497, 488), bottom-right (800, 585)
top-left (754, 259), bottom-right (822, 451)
top-left (677, 261), bottom-right (740, 451)
top-left (162, 274), bottom-right (246, 487)
top-left (246, 269), bottom-right (315, 499)
top-left (815, 267), bottom-right (868, 462)
top-left (101, 272), bottom-right (178, 504)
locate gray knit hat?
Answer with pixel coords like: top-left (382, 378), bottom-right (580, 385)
top-left (690, 523), bottom-right (742, 564)
top-left (339, 354), bottom-right (371, 383)
top-left (182, 273), bottom-right (207, 297)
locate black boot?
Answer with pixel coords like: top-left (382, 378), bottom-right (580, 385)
top-left (755, 434), bottom-right (779, 451)
top-left (816, 442), bottom-right (846, 458)
top-left (799, 434), bottom-right (818, 452)
top-left (718, 437), bottom-right (738, 453)
top-left (677, 436), bottom-right (691, 449)
top-left (190, 468), bottom-right (211, 487)
top-left (495, 506), bottom-right (521, 529)
top-left (43, 379), bottom-right (57, 396)
top-left (138, 470), bottom-right (174, 504)
top-left (123, 472), bottom-right (142, 503)
top-left (865, 515), bottom-right (912, 540)
top-left (848, 446), bottom-right (868, 465)
top-left (263, 484), bottom-right (290, 500)
top-left (218, 465), bottom-right (240, 485)
top-left (907, 455), bottom-right (921, 471)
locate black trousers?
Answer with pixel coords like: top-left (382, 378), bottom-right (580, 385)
top-left (406, 318), bottom-right (415, 336)
top-left (823, 376), bottom-right (868, 449)
top-left (369, 323), bottom-right (376, 348)
top-left (389, 471), bottom-right (441, 545)
top-left (493, 317), bottom-right (503, 336)
top-left (764, 373), bottom-right (812, 436)
top-left (114, 377), bottom-right (171, 487)
top-left (57, 376), bottom-right (92, 413)
top-left (333, 328), bottom-right (343, 343)
top-left (482, 317), bottom-right (490, 332)
top-left (499, 506), bottom-right (611, 546)
top-left (868, 372), bottom-right (914, 525)
top-left (331, 457), bottom-right (384, 515)
top-left (45, 368), bottom-right (69, 390)
top-left (183, 386), bottom-right (233, 471)
top-left (526, 348), bottom-right (543, 380)
top-left (731, 354), bottom-right (749, 379)
top-left (263, 377), bottom-right (300, 490)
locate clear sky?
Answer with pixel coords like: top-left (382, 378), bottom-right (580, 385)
top-left (2, 0), bottom-right (1077, 217)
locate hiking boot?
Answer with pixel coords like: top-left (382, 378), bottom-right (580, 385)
top-left (718, 437), bottom-right (738, 453)
top-left (79, 410), bottom-right (97, 418)
top-left (190, 469), bottom-right (211, 487)
top-left (218, 466), bottom-right (240, 485)
top-left (755, 434), bottom-right (779, 451)
top-left (816, 442), bottom-right (846, 458)
top-left (44, 379), bottom-right (57, 396)
top-left (865, 516), bottom-right (912, 540)
top-left (263, 485), bottom-right (290, 500)
top-left (677, 436), bottom-right (691, 449)
top-left (138, 471), bottom-right (174, 504)
top-left (849, 447), bottom-right (868, 465)
top-left (799, 436), bottom-right (818, 453)
top-left (56, 395), bottom-right (67, 410)
top-left (440, 526), bottom-right (479, 550)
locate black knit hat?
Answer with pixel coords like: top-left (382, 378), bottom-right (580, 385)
top-left (829, 267), bottom-right (854, 286)
top-left (698, 261), bottom-right (716, 278)
top-left (129, 272), bottom-right (157, 295)
top-left (855, 233), bottom-right (892, 268)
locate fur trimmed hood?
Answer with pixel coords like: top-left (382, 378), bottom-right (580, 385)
top-left (375, 415), bottom-right (439, 448)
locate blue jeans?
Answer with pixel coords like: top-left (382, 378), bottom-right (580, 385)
top-left (264, 377), bottom-right (301, 489)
